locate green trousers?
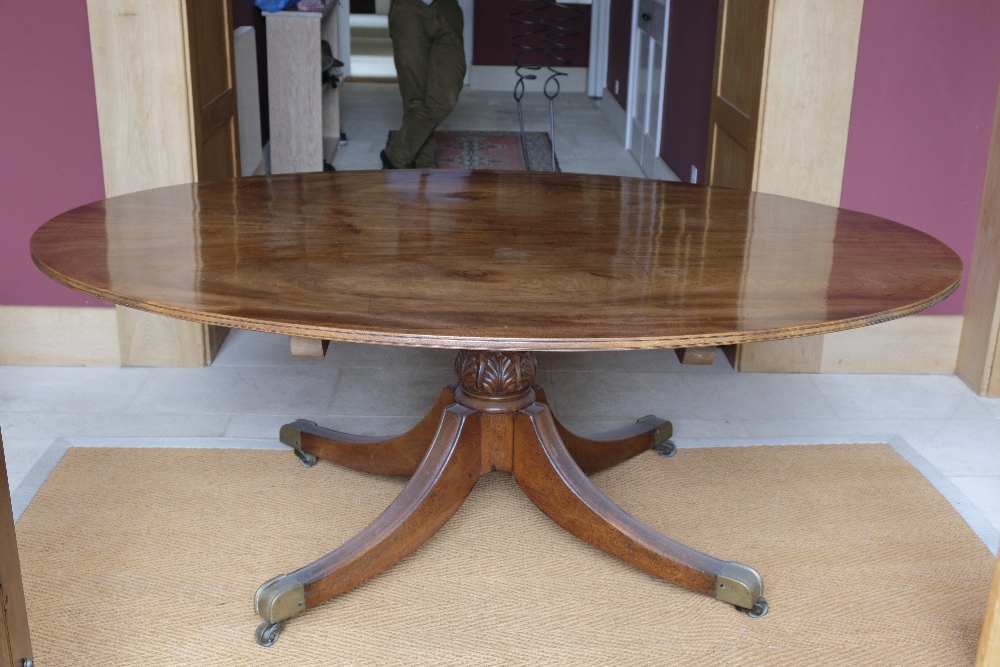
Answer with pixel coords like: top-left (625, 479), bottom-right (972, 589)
top-left (385, 0), bottom-right (466, 168)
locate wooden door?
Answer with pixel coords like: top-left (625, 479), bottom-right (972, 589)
top-left (185, 0), bottom-right (241, 181)
top-left (628, 0), bottom-right (668, 175)
top-left (706, 0), bottom-right (771, 189)
top-left (185, 0), bottom-right (239, 355)
top-left (0, 432), bottom-right (32, 667)
top-left (88, 1), bottom-right (238, 366)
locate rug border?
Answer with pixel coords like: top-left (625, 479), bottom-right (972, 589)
top-left (13, 435), bottom-right (1000, 556)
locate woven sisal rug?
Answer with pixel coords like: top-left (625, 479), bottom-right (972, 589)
top-left (388, 130), bottom-right (558, 171)
top-left (15, 444), bottom-right (995, 666)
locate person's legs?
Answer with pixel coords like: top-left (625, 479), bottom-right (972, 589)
top-left (386, 0), bottom-right (431, 167)
top-left (386, 0), bottom-right (465, 168)
top-left (411, 0), bottom-right (465, 167)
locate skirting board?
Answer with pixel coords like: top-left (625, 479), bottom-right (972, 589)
top-left (738, 315), bottom-right (963, 374)
top-left (0, 306), bottom-right (120, 366)
top-left (0, 308), bottom-right (962, 374)
top-left (469, 65), bottom-right (588, 94)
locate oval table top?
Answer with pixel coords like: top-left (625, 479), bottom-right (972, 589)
top-left (31, 170), bottom-right (962, 351)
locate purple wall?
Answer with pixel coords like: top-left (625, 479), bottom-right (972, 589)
top-left (606, 0), bottom-right (631, 108)
top-left (473, 0), bottom-right (591, 68)
top-left (840, 0), bottom-right (1000, 315)
top-left (0, 1), bottom-right (107, 307)
top-left (659, 0), bottom-right (717, 184)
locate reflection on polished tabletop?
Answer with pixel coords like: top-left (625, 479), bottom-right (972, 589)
top-left (31, 170), bottom-right (961, 350)
top-left (31, 171), bottom-right (963, 647)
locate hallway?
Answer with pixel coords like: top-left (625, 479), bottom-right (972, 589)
top-left (332, 82), bottom-right (655, 178)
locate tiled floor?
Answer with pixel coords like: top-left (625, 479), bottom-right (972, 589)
top-left (4, 83), bottom-right (999, 556)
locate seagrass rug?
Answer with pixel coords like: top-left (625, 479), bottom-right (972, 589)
top-left (14, 444), bottom-right (996, 666)
top-left (387, 130), bottom-right (559, 171)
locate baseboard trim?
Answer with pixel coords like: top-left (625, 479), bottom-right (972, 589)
top-left (0, 306), bottom-right (120, 366)
top-left (738, 315), bottom-right (963, 374)
top-left (598, 88), bottom-right (628, 146)
top-left (3, 307), bottom-right (960, 373)
top-left (469, 65), bottom-right (588, 94)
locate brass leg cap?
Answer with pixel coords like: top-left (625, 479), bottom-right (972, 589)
top-left (715, 561), bottom-right (763, 610)
top-left (255, 574), bottom-right (306, 624)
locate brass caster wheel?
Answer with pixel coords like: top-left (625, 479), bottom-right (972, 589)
top-left (255, 620), bottom-right (285, 647)
top-left (738, 597), bottom-right (768, 618)
top-left (653, 439), bottom-right (677, 458)
top-left (294, 449), bottom-right (318, 468)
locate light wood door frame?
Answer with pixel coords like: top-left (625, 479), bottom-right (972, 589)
top-left (0, 432), bottom-right (32, 667)
top-left (957, 76), bottom-right (1000, 397)
top-left (87, 0), bottom-right (234, 367)
top-left (707, 0), bottom-right (865, 373)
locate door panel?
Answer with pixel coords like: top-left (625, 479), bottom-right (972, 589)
top-left (707, 0), bottom-right (771, 189)
top-left (186, 0), bottom-right (240, 181)
top-left (629, 0), bottom-right (668, 174)
top-left (710, 126), bottom-right (750, 191)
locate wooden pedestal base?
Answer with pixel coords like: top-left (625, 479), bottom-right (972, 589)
top-left (254, 351), bottom-right (765, 646)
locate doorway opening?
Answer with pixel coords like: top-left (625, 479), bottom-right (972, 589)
top-left (348, 0), bottom-right (396, 80)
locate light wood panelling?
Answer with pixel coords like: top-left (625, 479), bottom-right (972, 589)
top-left (0, 306), bottom-right (120, 366)
top-left (978, 555), bottom-right (1000, 666)
top-left (116, 309), bottom-right (213, 368)
top-left (86, 0), bottom-right (197, 196)
top-left (820, 315), bottom-right (962, 374)
top-left (87, 1), bottom-right (231, 367)
top-left (957, 78), bottom-right (1000, 397)
top-left (736, 0), bottom-right (866, 372)
top-left (991, 343), bottom-right (1000, 395)
top-left (739, 316), bottom-right (962, 374)
top-left (738, 336), bottom-right (823, 373)
top-left (0, 433), bottom-right (32, 667)
top-left (754, 0), bottom-right (863, 207)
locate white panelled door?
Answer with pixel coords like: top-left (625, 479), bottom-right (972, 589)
top-left (628, 0), bottom-right (668, 176)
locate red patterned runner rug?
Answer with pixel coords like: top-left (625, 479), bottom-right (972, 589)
top-left (388, 131), bottom-right (559, 171)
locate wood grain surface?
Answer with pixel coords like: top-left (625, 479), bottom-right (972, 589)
top-left (30, 170), bottom-right (962, 351)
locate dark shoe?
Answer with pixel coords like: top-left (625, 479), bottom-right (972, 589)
top-left (380, 150), bottom-right (398, 169)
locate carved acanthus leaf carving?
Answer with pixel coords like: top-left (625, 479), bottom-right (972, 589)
top-left (455, 350), bottom-right (536, 398)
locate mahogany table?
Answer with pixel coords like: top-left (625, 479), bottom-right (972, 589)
top-left (31, 170), bottom-right (962, 646)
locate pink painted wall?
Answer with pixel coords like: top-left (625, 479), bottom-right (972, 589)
top-left (0, 1), bottom-right (107, 307)
top-left (840, 0), bottom-right (1000, 315)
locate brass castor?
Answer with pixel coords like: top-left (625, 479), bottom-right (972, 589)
top-left (738, 597), bottom-right (769, 618)
top-left (255, 620), bottom-right (284, 647)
